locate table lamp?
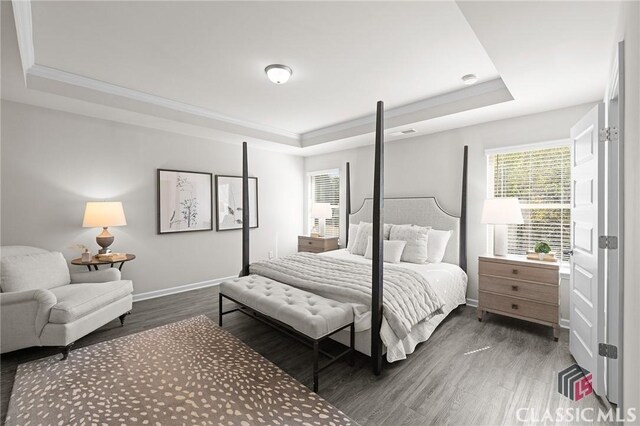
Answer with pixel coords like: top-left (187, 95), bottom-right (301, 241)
top-left (481, 197), bottom-right (524, 256)
top-left (83, 201), bottom-right (127, 254)
top-left (311, 203), bottom-right (333, 237)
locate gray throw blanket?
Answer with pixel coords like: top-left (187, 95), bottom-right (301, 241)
top-left (249, 253), bottom-right (444, 339)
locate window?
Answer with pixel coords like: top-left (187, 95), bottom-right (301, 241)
top-left (308, 169), bottom-right (340, 238)
top-left (488, 145), bottom-right (571, 262)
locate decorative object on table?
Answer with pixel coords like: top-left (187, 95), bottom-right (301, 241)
top-left (481, 197), bottom-right (524, 256)
top-left (81, 248), bottom-right (92, 263)
top-left (157, 169), bottom-right (213, 234)
top-left (310, 203), bottom-right (333, 237)
top-left (83, 201), bottom-right (127, 254)
top-left (534, 241), bottom-right (551, 260)
top-left (71, 253), bottom-right (136, 271)
top-left (215, 175), bottom-right (258, 231)
top-left (96, 252), bottom-right (128, 262)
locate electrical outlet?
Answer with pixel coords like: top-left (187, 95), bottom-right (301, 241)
top-left (268, 251), bottom-right (275, 259)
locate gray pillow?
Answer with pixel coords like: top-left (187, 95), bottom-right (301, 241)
top-left (1, 252), bottom-right (70, 293)
top-left (389, 224), bottom-right (431, 263)
top-left (350, 222), bottom-right (393, 255)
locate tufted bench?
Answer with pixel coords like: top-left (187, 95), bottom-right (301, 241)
top-left (219, 275), bottom-right (355, 392)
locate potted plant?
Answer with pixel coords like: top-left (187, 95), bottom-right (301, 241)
top-left (534, 241), bottom-right (551, 260)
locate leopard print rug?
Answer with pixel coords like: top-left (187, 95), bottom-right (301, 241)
top-left (5, 315), bottom-right (355, 425)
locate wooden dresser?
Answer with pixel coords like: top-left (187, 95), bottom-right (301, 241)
top-left (298, 236), bottom-right (339, 253)
top-left (478, 254), bottom-right (560, 341)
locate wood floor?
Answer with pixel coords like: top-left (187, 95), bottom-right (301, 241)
top-left (1, 286), bottom-right (610, 425)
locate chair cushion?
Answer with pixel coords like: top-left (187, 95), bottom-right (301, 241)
top-left (1, 252), bottom-right (70, 293)
top-left (221, 276), bottom-right (353, 339)
top-left (48, 280), bottom-right (133, 324)
top-left (1, 246), bottom-right (49, 258)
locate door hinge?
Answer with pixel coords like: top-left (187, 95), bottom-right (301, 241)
top-left (599, 343), bottom-right (618, 359)
top-left (599, 127), bottom-right (619, 143)
top-left (599, 235), bottom-right (618, 249)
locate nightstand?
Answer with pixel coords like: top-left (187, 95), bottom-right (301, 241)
top-left (477, 254), bottom-right (560, 341)
top-left (298, 236), bottom-right (339, 253)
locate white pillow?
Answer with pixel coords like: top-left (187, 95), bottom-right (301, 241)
top-left (389, 224), bottom-right (431, 263)
top-left (364, 237), bottom-right (407, 264)
top-left (350, 222), bottom-right (393, 255)
top-left (346, 224), bottom-right (359, 252)
top-left (1, 251), bottom-right (70, 293)
top-left (427, 229), bottom-right (453, 263)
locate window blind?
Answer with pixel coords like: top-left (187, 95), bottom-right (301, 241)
top-left (309, 170), bottom-right (340, 237)
top-left (489, 146), bottom-right (571, 261)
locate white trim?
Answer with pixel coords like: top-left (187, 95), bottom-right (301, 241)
top-left (302, 78), bottom-right (509, 140)
top-left (560, 318), bottom-right (570, 329)
top-left (27, 65), bottom-right (300, 141)
top-left (484, 139), bottom-right (572, 156)
top-left (132, 276), bottom-right (235, 302)
top-left (466, 298), bottom-right (478, 307)
top-left (11, 0), bottom-right (35, 82)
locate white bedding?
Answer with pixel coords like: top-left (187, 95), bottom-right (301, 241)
top-left (320, 249), bottom-right (467, 362)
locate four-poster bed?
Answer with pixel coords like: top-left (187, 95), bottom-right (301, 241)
top-left (221, 101), bottom-right (469, 383)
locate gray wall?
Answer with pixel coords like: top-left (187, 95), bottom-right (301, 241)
top-left (1, 100), bottom-right (304, 296)
top-left (304, 103), bottom-right (595, 312)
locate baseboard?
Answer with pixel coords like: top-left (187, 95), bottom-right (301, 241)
top-left (466, 298), bottom-right (478, 307)
top-left (132, 276), bottom-right (236, 302)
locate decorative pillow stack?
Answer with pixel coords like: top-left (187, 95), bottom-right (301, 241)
top-left (349, 222), bottom-right (392, 256)
top-left (389, 224), bottom-right (431, 263)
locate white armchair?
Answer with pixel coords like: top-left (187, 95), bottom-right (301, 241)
top-left (1, 246), bottom-right (133, 359)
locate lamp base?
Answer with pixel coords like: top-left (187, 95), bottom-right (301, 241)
top-left (96, 227), bottom-right (114, 254)
top-left (493, 224), bottom-right (508, 256)
top-left (318, 219), bottom-right (326, 237)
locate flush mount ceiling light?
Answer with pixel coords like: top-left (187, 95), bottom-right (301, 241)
top-left (461, 74), bottom-right (478, 85)
top-left (265, 64), bottom-right (292, 84)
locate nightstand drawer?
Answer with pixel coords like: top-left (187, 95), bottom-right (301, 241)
top-left (299, 238), bottom-right (328, 250)
top-left (298, 236), bottom-right (339, 253)
top-left (480, 291), bottom-right (558, 323)
top-left (479, 276), bottom-right (558, 303)
top-left (479, 260), bottom-right (558, 284)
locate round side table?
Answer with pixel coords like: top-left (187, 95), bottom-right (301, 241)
top-left (71, 254), bottom-right (136, 271)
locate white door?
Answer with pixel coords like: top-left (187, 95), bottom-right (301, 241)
top-left (569, 103), bottom-right (605, 396)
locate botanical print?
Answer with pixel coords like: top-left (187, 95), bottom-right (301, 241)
top-left (216, 176), bottom-right (258, 231)
top-left (158, 170), bottom-right (212, 233)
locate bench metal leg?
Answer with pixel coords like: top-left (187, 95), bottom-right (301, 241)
top-left (313, 340), bottom-right (319, 393)
top-left (349, 323), bottom-right (355, 366)
top-left (218, 292), bottom-right (223, 326)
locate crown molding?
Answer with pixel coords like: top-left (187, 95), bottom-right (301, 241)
top-left (11, 0), bottom-right (34, 83)
top-left (26, 64), bottom-right (301, 142)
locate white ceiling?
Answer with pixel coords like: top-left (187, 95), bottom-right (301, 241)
top-left (1, 1), bottom-right (622, 155)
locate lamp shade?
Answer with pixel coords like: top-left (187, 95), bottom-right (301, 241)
top-left (311, 203), bottom-right (333, 220)
top-left (481, 198), bottom-right (524, 225)
top-left (83, 202), bottom-right (127, 227)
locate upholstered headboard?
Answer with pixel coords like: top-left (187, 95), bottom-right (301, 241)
top-left (349, 197), bottom-right (461, 266)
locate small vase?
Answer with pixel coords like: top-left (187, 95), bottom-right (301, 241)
top-left (538, 253), bottom-right (545, 261)
top-left (82, 249), bottom-right (92, 263)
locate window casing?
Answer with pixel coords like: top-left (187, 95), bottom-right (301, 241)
top-left (308, 169), bottom-right (340, 238)
top-left (488, 145), bottom-right (571, 262)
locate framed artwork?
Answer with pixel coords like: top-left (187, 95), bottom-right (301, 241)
top-left (157, 169), bottom-right (213, 234)
top-left (215, 175), bottom-right (259, 231)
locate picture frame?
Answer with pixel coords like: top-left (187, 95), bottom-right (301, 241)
top-left (215, 175), bottom-right (259, 231)
top-left (157, 169), bottom-right (213, 234)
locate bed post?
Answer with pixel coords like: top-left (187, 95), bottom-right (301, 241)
top-left (460, 145), bottom-right (468, 273)
top-left (241, 142), bottom-right (250, 277)
top-left (372, 101), bottom-right (384, 375)
top-left (344, 162), bottom-right (351, 247)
